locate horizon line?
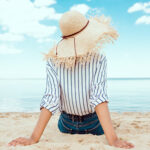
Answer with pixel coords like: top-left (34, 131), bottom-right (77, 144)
top-left (0, 77), bottom-right (150, 80)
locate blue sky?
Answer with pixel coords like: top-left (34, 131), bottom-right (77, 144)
top-left (0, 0), bottom-right (150, 78)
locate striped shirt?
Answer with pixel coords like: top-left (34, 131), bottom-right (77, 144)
top-left (40, 51), bottom-right (109, 116)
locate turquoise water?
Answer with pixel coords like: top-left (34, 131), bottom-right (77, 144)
top-left (0, 78), bottom-right (150, 112)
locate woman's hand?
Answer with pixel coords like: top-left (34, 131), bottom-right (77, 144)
top-left (8, 137), bottom-right (37, 147)
top-left (111, 139), bottom-right (135, 149)
top-left (7, 108), bottom-right (52, 147)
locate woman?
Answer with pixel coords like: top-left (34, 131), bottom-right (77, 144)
top-left (8, 10), bottom-right (134, 149)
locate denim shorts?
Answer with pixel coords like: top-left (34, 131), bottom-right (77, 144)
top-left (57, 111), bottom-right (104, 135)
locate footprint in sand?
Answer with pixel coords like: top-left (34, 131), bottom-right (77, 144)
top-left (21, 114), bottom-right (32, 118)
top-left (78, 139), bottom-right (84, 143)
top-left (63, 145), bottom-right (70, 149)
top-left (131, 122), bottom-right (140, 128)
top-left (114, 122), bottom-right (120, 129)
top-left (90, 147), bottom-right (96, 150)
top-left (0, 115), bottom-right (8, 118)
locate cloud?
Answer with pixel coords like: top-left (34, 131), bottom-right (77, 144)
top-left (0, 33), bottom-right (24, 41)
top-left (128, 2), bottom-right (150, 13)
top-left (0, 0), bottom-right (62, 42)
top-left (33, 0), bottom-right (56, 7)
top-left (37, 38), bottom-right (56, 43)
top-left (70, 4), bottom-right (90, 15)
top-left (136, 15), bottom-right (150, 24)
top-left (128, 2), bottom-right (150, 25)
top-left (0, 45), bottom-right (22, 54)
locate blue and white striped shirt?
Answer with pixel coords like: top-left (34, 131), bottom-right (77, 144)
top-left (40, 51), bottom-right (109, 116)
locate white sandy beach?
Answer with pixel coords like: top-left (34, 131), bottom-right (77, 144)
top-left (0, 112), bottom-right (150, 150)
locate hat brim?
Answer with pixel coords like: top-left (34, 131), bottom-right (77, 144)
top-left (43, 14), bottom-right (119, 68)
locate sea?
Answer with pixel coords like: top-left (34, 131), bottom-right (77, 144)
top-left (0, 78), bottom-right (150, 113)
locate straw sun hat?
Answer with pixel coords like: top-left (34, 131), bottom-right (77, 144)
top-left (43, 10), bottom-right (119, 68)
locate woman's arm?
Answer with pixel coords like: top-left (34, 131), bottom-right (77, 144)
top-left (8, 59), bottom-right (60, 147)
top-left (30, 107), bottom-right (52, 142)
top-left (8, 108), bottom-right (52, 146)
top-left (95, 102), bottom-right (134, 149)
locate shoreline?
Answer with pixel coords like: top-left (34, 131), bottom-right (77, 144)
top-left (0, 111), bottom-right (150, 113)
top-left (0, 112), bottom-right (150, 150)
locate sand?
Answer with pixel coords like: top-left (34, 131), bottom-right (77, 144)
top-left (0, 112), bottom-right (150, 150)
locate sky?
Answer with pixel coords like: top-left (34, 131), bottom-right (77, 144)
top-left (0, 0), bottom-right (150, 79)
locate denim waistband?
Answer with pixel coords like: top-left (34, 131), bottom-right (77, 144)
top-left (61, 111), bottom-right (97, 121)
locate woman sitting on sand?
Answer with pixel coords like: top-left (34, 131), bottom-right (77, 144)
top-left (8, 10), bottom-right (134, 149)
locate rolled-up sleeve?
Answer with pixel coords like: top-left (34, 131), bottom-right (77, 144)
top-left (89, 53), bottom-right (109, 108)
top-left (40, 58), bottom-right (60, 115)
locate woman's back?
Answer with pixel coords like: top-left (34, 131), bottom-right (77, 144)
top-left (40, 51), bottom-right (109, 116)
